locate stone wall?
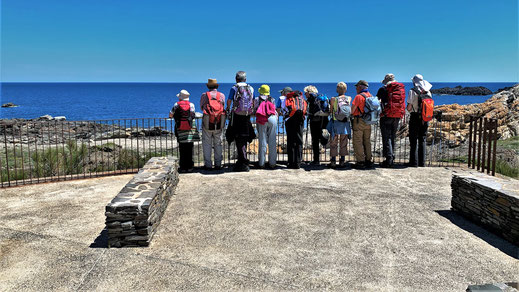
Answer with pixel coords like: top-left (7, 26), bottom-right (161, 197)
top-left (451, 171), bottom-right (519, 246)
top-left (105, 156), bottom-right (178, 247)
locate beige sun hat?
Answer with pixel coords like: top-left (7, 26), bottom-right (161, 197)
top-left (176, 89), bottom-right (190, 100)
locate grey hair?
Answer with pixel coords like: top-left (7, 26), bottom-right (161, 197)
top-left (235, 71), bottom-right (247, 82)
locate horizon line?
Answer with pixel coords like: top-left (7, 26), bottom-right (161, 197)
top-left (2, 81), bottom-right (518, 84)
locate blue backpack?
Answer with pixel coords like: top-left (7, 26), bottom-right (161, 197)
top-left (361, 93), bottom-right (381, 125)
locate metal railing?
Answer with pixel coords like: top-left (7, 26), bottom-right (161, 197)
top-left (1, 113), bottom-right (466, 187)
top-left (468, 116), bottom-right (498, 175)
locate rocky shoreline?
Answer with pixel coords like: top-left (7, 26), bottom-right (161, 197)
top-left (431, 86), bottom-right (493, 96)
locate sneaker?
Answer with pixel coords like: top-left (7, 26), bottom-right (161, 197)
top-left (202, 166), bottom-right (212, 171)
top-left (310, 160), bottom-right (320, 166)
top-left (405, 162), bottom-right (418, 167)
top-left (380, 159), bottom-right (393, 168)
top-left (330, 160), bottom-right (337, 169)
top-left (365, 160), bottom-right (374, 168)
top-left (233, 164), bottom-right (250, 172)
top-left (339, 157), bottom-right (346, 168)
top-left (214, 166), bottom-right (222, 171)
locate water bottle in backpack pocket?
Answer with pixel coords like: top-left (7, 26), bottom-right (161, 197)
top-left (361, 93), bottom-right (381, 125)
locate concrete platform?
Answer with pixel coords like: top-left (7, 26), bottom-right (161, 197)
top-left (1, 167), bottom-right (518, 291)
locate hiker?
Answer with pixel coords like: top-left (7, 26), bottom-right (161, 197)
top-left (305, 85), bottom-right (329, 165)
top-left (284, 90), bottom-right (307, 169)
top-left (276, 86), bottom-right (292, 116)
top-left (407, 74), bottom-right (434, 167)
top-left (225, 71), bottom-right (255, 172)
top-left (200, 78), bottom-right (226, 170)
top-left (377, 74), bottom-right (406, 168)
top-left (327, 82), bottom-right (352, 168)
top-left (351, 80), bottom-right (374, 169)
top-left (254, 84), bottom-right (278, 168)
top-left (169, 89), bottom-right (196, 173)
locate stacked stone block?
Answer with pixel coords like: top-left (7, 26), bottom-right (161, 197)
top-left (451, 171), bottom-right (519, 246)
top-left (106, 156), bottom-right (179, 247)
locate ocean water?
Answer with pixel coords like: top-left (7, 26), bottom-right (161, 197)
top-left (0, 82), bottom-right (516, 121)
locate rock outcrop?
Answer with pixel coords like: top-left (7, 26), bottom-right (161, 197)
top-left (1, 102), bottom-right (18, 108)
top-left (431, 86), bottom-right (492, 96)
top-left (435, 84), bottom-right (519, 140)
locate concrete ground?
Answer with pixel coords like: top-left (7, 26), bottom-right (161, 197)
top-left (0, 166), bottom-right (518, 291)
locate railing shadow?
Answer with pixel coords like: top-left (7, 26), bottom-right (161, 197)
top-left (435, 210), bottom-right (519, 259)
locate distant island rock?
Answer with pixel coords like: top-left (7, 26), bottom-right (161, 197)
top-left (431, 86), bottom-right (492, 96)
top-left (495, 84), bottom-right (519, 94)
top-left (1, 102), bottom-right (19, 108)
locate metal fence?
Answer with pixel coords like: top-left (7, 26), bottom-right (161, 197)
top-left (1, 112), bottom-right (467, 187)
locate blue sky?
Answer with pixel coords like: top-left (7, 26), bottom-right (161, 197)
top-left (1, 0), bottom-right (518, 82)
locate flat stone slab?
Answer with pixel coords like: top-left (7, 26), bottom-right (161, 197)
top-left (1, 167), bottom-right (518, 291)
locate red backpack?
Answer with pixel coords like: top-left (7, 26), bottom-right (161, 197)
top-left (285, 91), bottom-right (307, 118)
top-left (413, 88), bottom-right (434, 122)
top-left (174, 100), bottom-right (193, 131)
top-left (203, 91), bottom-right (225, 130)
top-left (384, 82), bottom-right (406, 118)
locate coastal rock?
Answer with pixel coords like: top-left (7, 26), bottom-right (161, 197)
top-left (38, 115), bottom-right (54, 121)
top-left (495, 84), bottom-right (519, 94)
top-left (431, 85), bottom-right (492, 96)
top-left (1, 102), bottom-right (18, 108)
top-left (435, 84), bottom-right (519, 140)
top-left (54, 116), bottom-right (67, 121)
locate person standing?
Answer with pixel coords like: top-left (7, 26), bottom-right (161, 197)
top-left (225, 71), bottom-right (255, 172)
top-left (284, 90), bottom-right (307, 169)
top-left (328, 82), bottom-right (352, 168)
top-left (254, 84), bottom-right (278, 168)
top-left (170, 89), bottom-right (196, 173)
top-left (276, 86), bottom-right (292, 116)
top-left (407, 74), bottom-right (433, 167)
top-left (200, 78), bottom-right (225, 170)
top-left (351, 80), bottom-right (373, 169)
top-left (377, 73), bottom-right (406, 168)
top-left (305, 85), bottom-right (329, 165)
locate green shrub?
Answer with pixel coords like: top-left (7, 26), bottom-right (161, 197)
top-left (495, 159), bottom-right (519, 178)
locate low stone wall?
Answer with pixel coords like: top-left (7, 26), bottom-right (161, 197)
top-left (451, 171), bottom-right (519, 246)
top-left (105, 156), bottom-right (179, 247)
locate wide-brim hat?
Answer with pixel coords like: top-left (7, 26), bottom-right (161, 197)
top-left (382, 73), bottom-right (395, 85)
top-left (206, 78), bottom-right (218, 87)
top-left (355, 80), bottom-right (369, 87)
top-left (412, 74), bottom-right (432, 91)
top-left (176, 89), bottom-right (190, 100)
top-left (259, 84), bottom-right (270, 96)
top-left (278, 86), bottom-right (293, 95)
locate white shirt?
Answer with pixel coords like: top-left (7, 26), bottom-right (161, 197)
top-left (407, 88), bottom-right (432, 113)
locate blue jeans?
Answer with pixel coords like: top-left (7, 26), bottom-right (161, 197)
top-left (257, 115), bottom-right (278, 167)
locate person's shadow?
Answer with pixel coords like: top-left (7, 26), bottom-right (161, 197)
top-left (436, 210), bottom-right (519, 259)
top-left (90, 229), bottom-right (108, 248)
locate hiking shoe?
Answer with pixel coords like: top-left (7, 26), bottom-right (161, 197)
top-left (365, 160), bottom-right (374, 169)
top-left (380, 160), bottom-right (393, 168)
top-left (233, 164), bottom-right (250, 172)
top-left (214, 166), bottom-right (222, 171)
top-left (310, 160), bottom-right (320, 166)
top-left (202, 166), bottom-right (212, 171)
top-left (405, 162), bottom-right (418, 167)
top-left (330, 160), bottom-right (337, 169)
top-left (338, 160), bottom-right (346, 168)
top-left (353, 162), bottom-right (366, 169)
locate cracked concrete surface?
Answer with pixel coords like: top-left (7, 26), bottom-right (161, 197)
top-left (0, 167), bottom-right (518, 291)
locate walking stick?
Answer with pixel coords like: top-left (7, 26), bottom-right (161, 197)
top-left (305, 116), bottom-right (309, 162)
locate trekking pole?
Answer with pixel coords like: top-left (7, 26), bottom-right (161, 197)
top-left (304, 116), bottom-right (309, 162)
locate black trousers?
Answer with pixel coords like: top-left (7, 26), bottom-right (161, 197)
top-left (409, 113), bottom-right (428, 166)
top-left (232, 114), bottom-right (252, 166)
top-left (309, 117), bottom-right (328, 162)
top-left (286, 116), bottom-right (304, 166)
top-left (380, 117), bottom-right (400, 161)
top-left (179, 142), bottom-right (194, 170)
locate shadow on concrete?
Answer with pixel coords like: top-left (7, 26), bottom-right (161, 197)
top-left (436, 210), bottom-right (519, 259)
top-left (90, 229), bottom-right (108, 248)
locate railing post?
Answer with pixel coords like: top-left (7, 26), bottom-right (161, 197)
top-left (471, 117), bottom-right (477, 169)
top-left (481, 118), bottom-right (487, 173)
top-left (492, 119), bottom-right (498, 176)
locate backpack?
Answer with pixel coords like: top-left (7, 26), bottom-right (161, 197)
top-left (174, 100), bottom-right (193, 131)
top-left (384, 82), bottom-right (406, 118)
top-left (308, 93), bottom-right (330, 117)
top-left (285, 92), bottom-right (307, 119)
top-left (255, 96), bottom-right (276, 125)
top-left (334, 95), bottom-right (351, 122)
top-left (203, 91), bottom-right (225, 130)
top-left (361, 93), bottom-right (381, 125)
top-left (233, 84), bottom-right (253, 116)
top-left (413, 88), bottom-right (434, 122)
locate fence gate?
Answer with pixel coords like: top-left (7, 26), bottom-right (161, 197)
top-left (467, 116), bottom-right (498, 176)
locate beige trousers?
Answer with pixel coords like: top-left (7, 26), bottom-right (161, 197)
top-left (352, 117), bottom-right (372, 162)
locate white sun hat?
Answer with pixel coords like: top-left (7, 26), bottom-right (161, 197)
top-left (412, 74), bottom-right (432, 92)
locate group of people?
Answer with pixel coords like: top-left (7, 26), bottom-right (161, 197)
top-left (169, 71), bottom-right (434, 173)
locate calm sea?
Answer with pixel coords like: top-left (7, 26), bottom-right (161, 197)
top-left (0, 82), bottom-right (516, 121)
